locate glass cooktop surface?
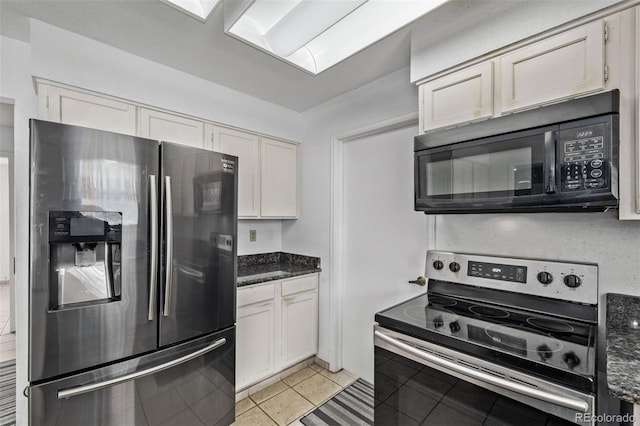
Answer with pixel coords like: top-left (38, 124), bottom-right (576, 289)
top-left (375, 292), bottom-right (596, 378)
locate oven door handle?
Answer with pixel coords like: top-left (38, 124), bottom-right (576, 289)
top-left (374, 330), bottom-right (590, 413)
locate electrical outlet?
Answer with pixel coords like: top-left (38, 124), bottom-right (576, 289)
top-left (249, 229), bottom-right (256, 242)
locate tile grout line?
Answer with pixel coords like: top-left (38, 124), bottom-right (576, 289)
top-left (239, 366), bottom-right (357, 426)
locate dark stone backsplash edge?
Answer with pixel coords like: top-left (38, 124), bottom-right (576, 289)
top-left (606, 293), bottom-right (640, 404)
top-left (238, 252), bottom-right (320, 269)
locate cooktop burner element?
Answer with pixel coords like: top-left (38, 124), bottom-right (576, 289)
top-left (402, 305), bottom-right (453, 324)
top-left (468, 305), bottom-right (510, 318)
top-left (527, 316), bottom-right (575, 333)
top-left (428, 296), bottom-right (457, 306)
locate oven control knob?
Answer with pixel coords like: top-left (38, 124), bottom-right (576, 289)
top-left (563, 274), bottom-right (582, 288)
top-left (449, 262), bottom-right (461, 273)
top-left (449, 321), bottom-right (461, 333)
top-left (433, 316), bottom-right (444, 329)
top-left (537, 271), bottom-right (553, 285)
top-left (433, 260), bottom-right (444, 270)
top-left (562, 352), bottom-right (581, 370)
top-left (537, 344), bottom-right (552, 361)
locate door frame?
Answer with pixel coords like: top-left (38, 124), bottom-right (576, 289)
top-left (328, 110), bottom-right (437, 372)
top-left (0, 98), bottom-right (15, 333)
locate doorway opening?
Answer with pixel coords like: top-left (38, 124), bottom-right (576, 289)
top-left (0, 99), bottom-right (16, 363)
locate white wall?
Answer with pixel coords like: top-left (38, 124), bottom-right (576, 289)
top-left (237, 220), bottom-right (282, 256)
top-left (0, 34), bottom-right (36, 426)
top-left (29, 20), bottom-right (303, 142)
top-left (285, 67), bottom-right (419, 364)
top-left (0, 158), bottom-right (9, 281)
top-left (434, 213), bottom-right (640, 291)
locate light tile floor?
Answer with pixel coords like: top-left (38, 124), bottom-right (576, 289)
top-left (233, 364), bottom-right (357, 426)
top-left (0, 281), bottom-right (15, 363)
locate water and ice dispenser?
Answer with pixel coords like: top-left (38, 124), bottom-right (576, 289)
top-left (48, 211), bottom-right (122, 309)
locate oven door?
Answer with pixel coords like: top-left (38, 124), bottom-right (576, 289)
top-left (414, 126), bottom-right (556, 214)
top-left (374, 326), bottom-right (594, 426)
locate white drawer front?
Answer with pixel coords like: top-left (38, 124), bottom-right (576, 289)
top-left (281, 274), bottom-right (318, 297)
top-left (237, 283), bottom-right (275, 307)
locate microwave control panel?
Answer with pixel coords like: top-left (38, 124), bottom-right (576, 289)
top-left (558, 121), bottom-right (610, 192)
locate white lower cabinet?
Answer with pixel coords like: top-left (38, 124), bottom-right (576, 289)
top-left (236, 273), bottom-right (318, 390)
top-left (237, 300), bottom-right (276, 389)
top-left (281, 275), bottom-right (318, 369)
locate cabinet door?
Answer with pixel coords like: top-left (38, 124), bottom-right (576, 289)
top-left (281, 276), bottom-right (318, 368)
top-left (261, 137), bottom-right (298, 218)
top-left (40, 84), bottom-right (137, 135)
top-left (139, 108), bottom-right (204, 148)
top-left (236, 300), bottom-right (276, 390)
top-left (420, 61), bottom-right (494, 132)
top-left (209, 125), bottom-right (260, 218)
top-left (501, 20), bottom-right (605, 113)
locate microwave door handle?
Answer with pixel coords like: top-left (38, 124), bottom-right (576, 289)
top-left (544, 131), bottom-right (556, 194)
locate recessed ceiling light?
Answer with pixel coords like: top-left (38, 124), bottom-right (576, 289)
top-left (161, 0), bottom-right (221, 21)
top-left (224, 0), bottom-right (448, 75)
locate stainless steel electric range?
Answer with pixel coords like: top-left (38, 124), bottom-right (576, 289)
top-left (374, 251), bottom-right (615, 426)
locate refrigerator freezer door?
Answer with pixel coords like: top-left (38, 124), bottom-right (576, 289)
top-left (159, 142), bottom-right (237, 347)
top-left (29, 327), bottom-right (235, 426)
top-left (29, 120), bottom-right (159, 382)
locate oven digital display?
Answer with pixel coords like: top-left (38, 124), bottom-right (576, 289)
top-left (467, 261), bottom-right (527, 283)
top-left (468, 324), bottom-right (527, 356)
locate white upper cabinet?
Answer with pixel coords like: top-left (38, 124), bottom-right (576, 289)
top-left (139, 108), bottom-right (204, 148)
top-left (38, 83), bottom-right (137, 135)
top-left (37, 80), bottom-right (300, 219)
top-left (209, 125), bottom-right (299, 219)
top-left (420, 61), bottom-right (494, 132)
top-left (500, 20), bottom-right (605, 113)
top-left (261, 137), bottom-right (298, 218)
top-left (417, 19), bottom-right (608, 132)
top-left (209, 124), bottom-right (261, 218)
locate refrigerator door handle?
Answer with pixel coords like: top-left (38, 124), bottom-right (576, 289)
top-left (163, 176), bottom-right (174, 317)
top-left (57, 337), bottom-right (227, 399)
top-left (148, 175), bottom-right (158, 321)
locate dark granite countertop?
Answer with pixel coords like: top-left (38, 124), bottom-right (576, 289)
top-left (606, 293), bottom-right (640, 404)
top-left (237, 252), bottom-right (321, 287)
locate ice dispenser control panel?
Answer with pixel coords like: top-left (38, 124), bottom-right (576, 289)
top-left (49, 211), bottom-right (122, 243)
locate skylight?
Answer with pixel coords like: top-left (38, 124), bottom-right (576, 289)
top-left (161, 0), bottom-right (220, 21)
top-left (224, 0), bottom-right (448, 75)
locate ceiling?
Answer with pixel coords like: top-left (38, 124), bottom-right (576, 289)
top-left (0, 0), bottom-right (521, 112)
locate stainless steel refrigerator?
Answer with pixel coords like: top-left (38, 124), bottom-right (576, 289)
top-left (28, 119), bottom-right (237, 425)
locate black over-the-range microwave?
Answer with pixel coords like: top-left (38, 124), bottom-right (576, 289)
top-left (414, 90), bottom-right (619, 214)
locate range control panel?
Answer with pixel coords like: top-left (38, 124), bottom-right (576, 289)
top-left (559, 120), bottom-right (611, 193)
top-left (468, 261), bottom-right (527, 283)
top-left (426, 251), bottom-right (598, 305)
